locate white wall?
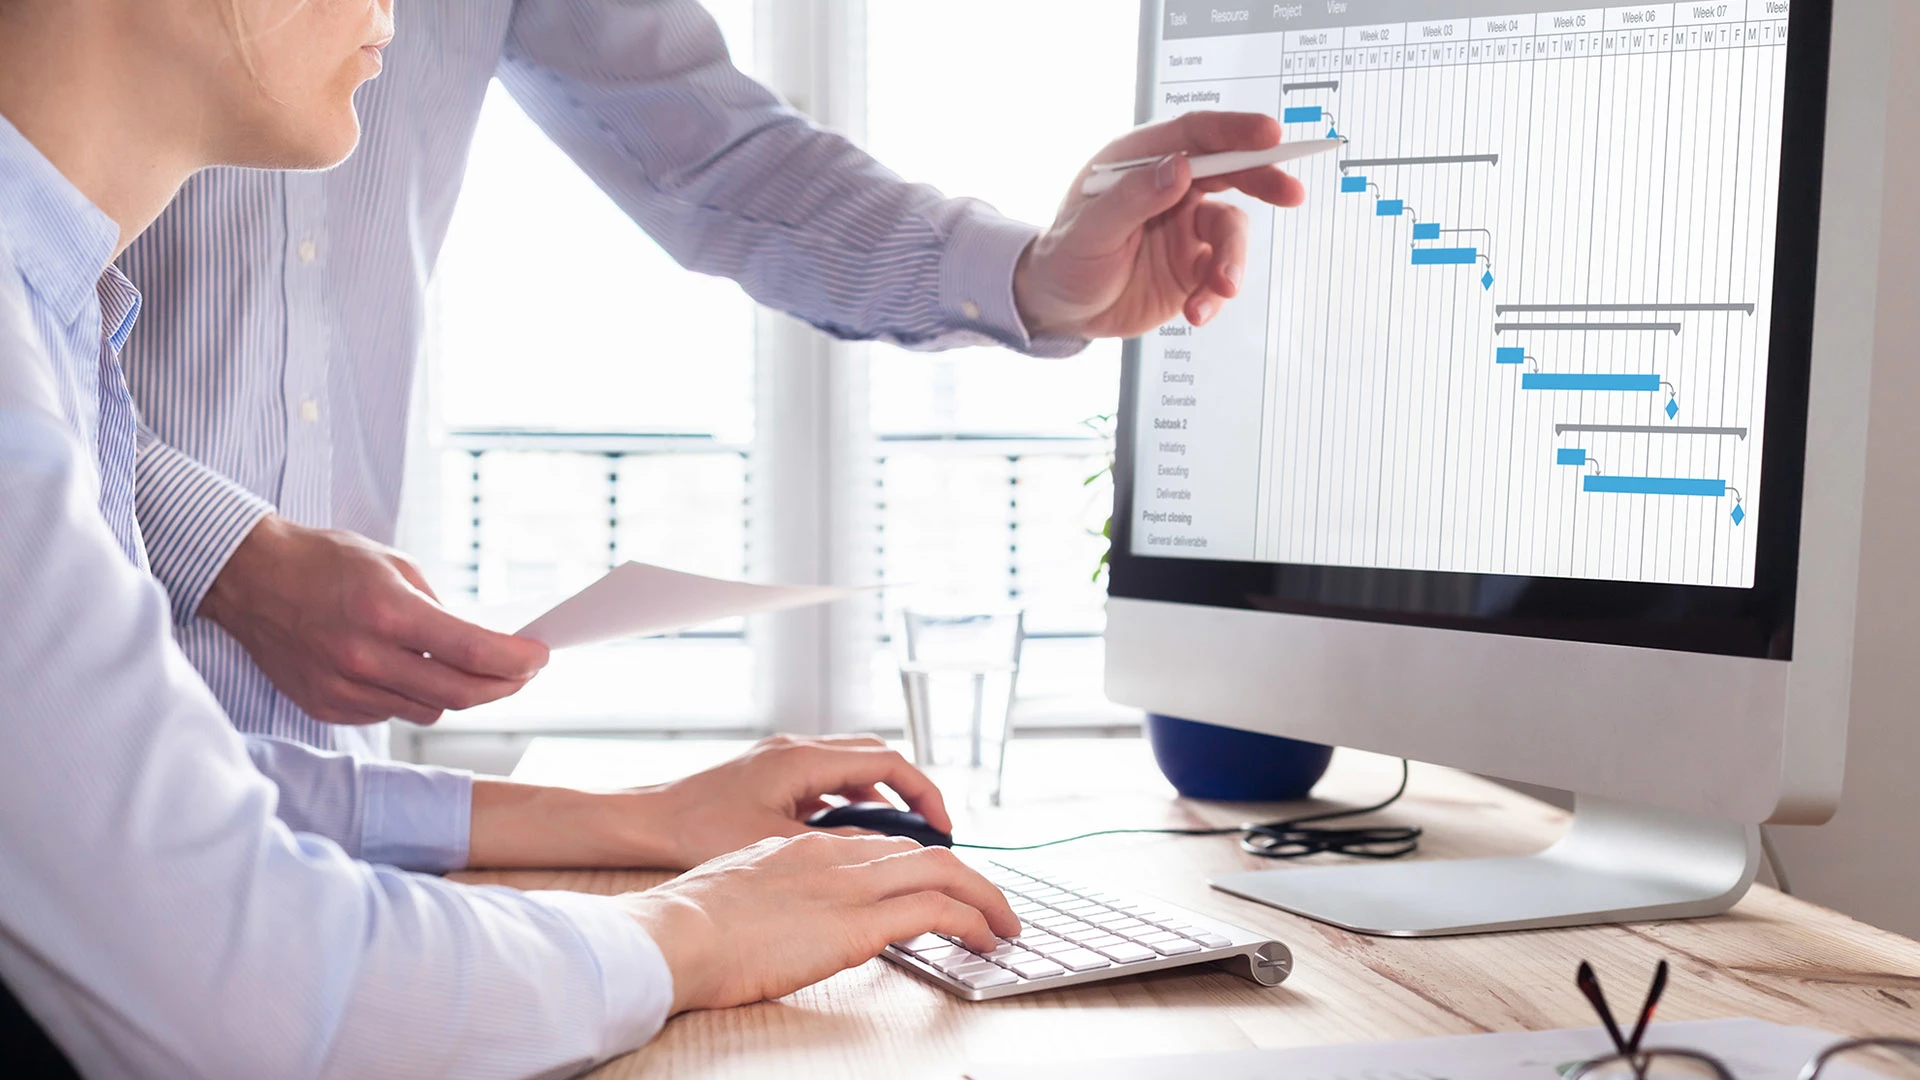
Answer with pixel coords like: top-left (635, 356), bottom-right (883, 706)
top-left (1772, 2), bottom-right (1920, 939)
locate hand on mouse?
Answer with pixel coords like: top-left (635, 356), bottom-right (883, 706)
top-left (623, 733), bottom-right (954, 870)
top-left (617, 832), bottom-right (1019, 1014)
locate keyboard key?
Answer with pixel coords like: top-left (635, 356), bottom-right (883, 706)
top-left (958, 967), bottom-right (1020, 990)
top-left (1053, 949), bottom-right (1112, 972)
top-left (1031, 939), bottom-right (1080, 957)
top-left (1080, 934), bottom-right (1127, 951)
top-left (1033, 915), bottom-right (1076, 930)
top-left (1058, 925), bottom-right (1108, 943)
top-left (894, 933), bottom-right (951, 954)
top-left (1057, 901), bottom-right (1100, 914)
top-left (1192, 933), bottom-right (1233, 949)
top-left (1145, 937), bottom-right (1201, 956)
top-left (917, 945), bottom-right (968, 964)
top-left (1135, 931), bottom-right (1179, 946)
top-left (1011, 958), bottom-right (1067, 980)
top-left (1092, 941), bottom-right (1156, 964)
top-left (936, 955), bottom-right (995, 977)
top-left (1105, 919), bottom-right (1149, 934)
top-left (1088, 911), bottom-right (1133, 927)
top-left (983, 943), bottom-right (1032, 962)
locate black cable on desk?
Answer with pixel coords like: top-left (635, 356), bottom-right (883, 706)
top-left (953, 758), bottom-right (1422, 860)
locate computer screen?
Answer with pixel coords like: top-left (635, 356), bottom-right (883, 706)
top-left (1116, 0), bottom-right (1824, 657)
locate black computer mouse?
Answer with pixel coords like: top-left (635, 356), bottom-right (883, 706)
top-left (806, 802), bottom-right (953, 848)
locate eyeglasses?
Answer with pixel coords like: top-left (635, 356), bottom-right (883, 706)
top-left (1565, 960), bottom-right (1920, 1079)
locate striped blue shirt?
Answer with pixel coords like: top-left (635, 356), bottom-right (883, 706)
top-left (0, 111), bottom-right (671, 1078)
top-left (121, 0), bottom-right (1076, 759)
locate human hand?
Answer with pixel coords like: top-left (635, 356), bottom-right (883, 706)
top-left (618, 833), bottom-right (1020, 1013)
top-left (1012, 111), bottom-right (1308, 339)
top-left (200, 514), bottom-right (549, 725)
top-left (635, 734), bottom-right (954, 869)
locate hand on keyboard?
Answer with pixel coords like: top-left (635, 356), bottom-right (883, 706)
top-left (619, 833), bottom-right (1020, 1013)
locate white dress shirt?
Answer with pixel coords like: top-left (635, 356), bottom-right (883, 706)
top-left (0, 112), bottom-right (673, 1078)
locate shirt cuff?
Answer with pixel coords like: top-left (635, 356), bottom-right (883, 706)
top-left (528, 890), bottom-right (676, 1060)
top-left (939, 209), bottom-right (1090, 360)
top-left (360, 761), bottom-right (473, 872)
top-left (134, 437), bottom-right (276, 625)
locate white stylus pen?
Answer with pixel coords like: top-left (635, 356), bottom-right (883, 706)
top-left (1080, 138), bottom-right (1345, 197)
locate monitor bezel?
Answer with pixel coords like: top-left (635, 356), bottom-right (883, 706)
top-left (1109, 1), bottom-right (1831, 661)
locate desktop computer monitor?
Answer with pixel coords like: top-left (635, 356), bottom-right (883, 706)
top-left (1107, 0), bottom-right (1903, 935)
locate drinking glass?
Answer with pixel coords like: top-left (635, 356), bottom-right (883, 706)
top-left (897, 608), bottom-right (1024, 807)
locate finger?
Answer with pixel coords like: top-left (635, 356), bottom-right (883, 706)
top-left (1194, 200), bottom-right (1249, 298)
top-left (796, 747), bottom-right (956, 835)
top-left (1062, 153), bottom-right (1195, 259)
top-left (808, 734), bottom-right (891, 750)
top-left (832, 784), bottom-right (889, 805)
top-left (378, 650), bottom-right (532, 712)
top-left (873, 892), bottom-right (1000, 955)
top-left (1092, 111), bottom-right (1282, 169)
top-left (1186, 287), bottom-right (1230, 327)
top-left (392, 593), bottom-right (550, 679)
top-left (389, 555), bottom-right (441, 603)
top-left (324, 678), bottom-right (444, 727)
top-left (1193, 166), bottom-right (1308, 207)
top-left (859, 847), bottom-right (1021, 938)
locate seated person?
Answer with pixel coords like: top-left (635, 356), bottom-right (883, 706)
top-left (118, 0), bottom-right (1304, 876)
top-left (0, 0), bottom-right (1292, 1074)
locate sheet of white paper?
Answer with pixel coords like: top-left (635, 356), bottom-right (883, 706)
top-left (964, 1019), bottom-right (1848, 1080)
top-left (512, 561), bottom-right (876, 650)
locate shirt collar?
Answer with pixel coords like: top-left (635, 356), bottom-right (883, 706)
top-left (97, 265), bottom-right (142, 354)
top-left (0, 111), bottom-right (120, 327)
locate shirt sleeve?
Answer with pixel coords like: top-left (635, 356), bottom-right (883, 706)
top-left (134, 421), bottom-right (275, 624)
top-left (495, 0), bottom-right (1088, 359)
top-left (0, 397), bottom-right (671, 1076)
top-left (244, 735), bottom-right (475, 873)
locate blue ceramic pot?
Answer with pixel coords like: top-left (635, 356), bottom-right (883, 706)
top-left (1145, 714), bottom-right (1334, 802)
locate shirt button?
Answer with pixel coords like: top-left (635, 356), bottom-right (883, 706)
top-left (298, 239), bottom-right (317, 264)
top-left (299, 399), bottom-right (320, 423)
top-left (961, 300), bottom-right (981, 320)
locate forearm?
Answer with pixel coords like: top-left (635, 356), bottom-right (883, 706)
top-left (467, 779), bottom-right (680, 870)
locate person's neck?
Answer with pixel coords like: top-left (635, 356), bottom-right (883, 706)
top-left (0, 7), bottom-right (204, 259)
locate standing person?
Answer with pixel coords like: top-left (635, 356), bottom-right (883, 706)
top-left (0, 1), bottom-right (1025, 1073)
top-left (122, 0), bottom-right (1305, 761)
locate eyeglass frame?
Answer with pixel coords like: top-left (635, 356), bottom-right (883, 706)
top-left (1563, 959), bottom-right (1920, 1080)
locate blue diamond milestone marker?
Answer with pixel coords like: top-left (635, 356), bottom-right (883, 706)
top-left (1732, 504), bottom-right (1747, 526)
top-left (1481, 270), bottom-right (1495, 290)
top-left (1666, 398), bottom-right (1680, 419)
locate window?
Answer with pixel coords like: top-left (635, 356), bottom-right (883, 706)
top-left (408, 1), bottom-right (1141, 739)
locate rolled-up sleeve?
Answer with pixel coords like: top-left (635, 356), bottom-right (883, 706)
top-left (497, 0), bottom-right (1087, 359)
top-left (244, 735), bottom-right (475, 872)
top-left (134, 423), bottom-right (274, 625)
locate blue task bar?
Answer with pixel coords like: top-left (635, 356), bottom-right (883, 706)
top-left (1557, 448), bottom-right (1588, 466)
top-left (1413, 223), bottom-right (1441, 240)
top-left (1341, 176), bottom-right (1368, 193)
top-left (1496, 347), bottom-right (1525, 364)
top-left (1376, 199), bottom-right (1405, 216)
top-left (1521, 373), bottom-right (1661, 391)
top-left (1411, 247), bottom-right (1476, 265)
top-left (1584, 476), bottom-right (1728, 497)
top-left (1283, 106), bottom-right (1324, 123)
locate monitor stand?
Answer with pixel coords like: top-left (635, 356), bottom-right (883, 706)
top-left (1210, 795), bottom-right (1762, 937)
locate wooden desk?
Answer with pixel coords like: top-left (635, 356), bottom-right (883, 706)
top-left (457, 738), bottom-right (1920, 1078)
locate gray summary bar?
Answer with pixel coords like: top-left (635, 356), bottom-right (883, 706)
top-left (1555, 424), bottom-right (1750, 440)
top-left (1340, 154), bottom-right (1499, 170)
top-left (1495, 322), bottom-right (1684, 334)
top-left (1496, 303), bottom-right (1757, 315)
top-left (1282, 80), bottom-right (1341, 93)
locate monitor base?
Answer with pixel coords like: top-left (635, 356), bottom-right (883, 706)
top-left (1210, 795), bottom-right (1762, 937)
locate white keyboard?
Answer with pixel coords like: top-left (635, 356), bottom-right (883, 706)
top-left (883, 860), bottom-right (1292, 1001)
